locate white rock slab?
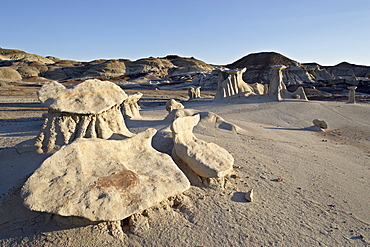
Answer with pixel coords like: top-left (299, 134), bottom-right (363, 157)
top-left (22, 128), bottom-right (190, 221)
top-left (38, 79), bottom-right (127, 114)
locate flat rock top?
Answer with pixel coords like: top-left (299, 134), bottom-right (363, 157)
top-left (21, 128), bottom-right (190, 221)
top-left (37, 79), bottom-right (127, 114)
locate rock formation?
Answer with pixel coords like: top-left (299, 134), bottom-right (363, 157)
top-left (35, 79), bottom-right (133, 153)
top-left (249, 82), bottom-right (268, 95)
top-left (268, 65), bottom-right (308, 101)
top-left (347, 86), bottom-right (357, 104)
top-left (313, 119), bottom-right (328, 129)
top-left (188, 86), bottom-right (201, 99)
top-left (165, 99), bottom-right (184, 113)
top-left (121, 92), bottom-right (143, 119)
top-left (22, 128), bottom-right (191, 222)
top-left (171, 114), bottom-right (234, 178)
top-left (214, 68), bottom-right (255, 101)
top-left (0, 67), bottom-right (22, 80)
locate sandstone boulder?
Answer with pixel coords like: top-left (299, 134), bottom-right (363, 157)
top-left (313, 119), bottom-right (328, 129)
top-left (166, 99), bottom-right (184, 113)
top-left (171, 114), bottom-right (234, 178)
top-left (22, 128), bottom-right (191, 222)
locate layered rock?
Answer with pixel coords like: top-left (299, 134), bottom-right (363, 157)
top-left (0, 67), bottom-right (22, 80)
top-left (35, 79), bottom-right (133, 153)
top-left (22, 128), bottom-right (191, 222)
top-left (82, 60), bottom-right (126, 78)
top-left (171, 114), bottom-right (234, 178)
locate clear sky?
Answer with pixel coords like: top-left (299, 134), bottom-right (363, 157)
top-left (1, 0), bottom-right (369, 66)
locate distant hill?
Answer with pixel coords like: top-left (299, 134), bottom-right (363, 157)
top-left (0, 47), bottom-right (369, 88)
top-left (226, 52), bottom-right (299, 69)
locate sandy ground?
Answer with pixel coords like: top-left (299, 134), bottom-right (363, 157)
top-left (0, 84), bottom-right (369, 246)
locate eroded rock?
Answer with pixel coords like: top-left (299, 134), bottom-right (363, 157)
top-left (165, 99), bottom-right (184, 114)
top-left (268, 65), bottom-right (308, 101)
top-left (122, 92), bottom-right (143, 119)
top-left (22, 128), bottom-right (191, 222)
top-left (171, 114), bottom-right (234, 178)
top-left (214, 68), bottom-right (255, 101)
top-left (35, 79), bottom-right (133, 153)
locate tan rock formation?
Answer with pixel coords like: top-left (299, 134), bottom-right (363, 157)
top-left (171, 114), bottom-right (234, 178)
top-left (22, 128), bottom-right (191, 222)
top-left (188, 86), bottom-right (201, 99)
top-left (35, 79), bottom-right (133, 153)
top-left (268, 65), bottom-right (308, 101)
top-left (250, 82), bottom-right (268, 95)
top-left (165, 99), bottom-right (184, 113)
top-left (313, 119), bottom-right (328, 129)
top-left (214, 68), bottom-right (255, 101)
top-left (122, 92), bottom-right (143, 119)
top-left (0, 67), bottom-right (22, 80)
top-left (347, 86), bottom-right (357, 104)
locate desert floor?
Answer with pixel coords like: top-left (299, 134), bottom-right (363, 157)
top-left (0, 82), bottom-right (369, 246)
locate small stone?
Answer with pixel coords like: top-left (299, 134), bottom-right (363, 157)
top-left (313, 119), bottom-right (328, 129)
top-left (245, 189), bottom-right (254, 202)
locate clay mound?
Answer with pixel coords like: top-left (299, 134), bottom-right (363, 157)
top-left (323, 61), bottom-right (370, 77)
top-left (226, 52), bottom-right (313, 84)
top-left (0, 67), bottom-right (22, 80)
top-left (82, 60), bottom-right (126, 78)
top-left (226, 52), bottom-right (299, 69)
top-left (0, 48), bottom-right (55, 64)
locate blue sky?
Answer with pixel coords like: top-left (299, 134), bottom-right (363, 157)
top-left (1, 0), bottom-right (369, 65)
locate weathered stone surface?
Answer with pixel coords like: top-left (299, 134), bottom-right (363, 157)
top-left (313, 119), bottom-right (328, 129)
top-left (214, 68), bottom-right (255, 101)
top-left (269, 65), bottom-right (308, 101)
top-left (22, 128), bottom-right (191, 222)
top-left (82, 60), bottom-right (126, 78)
top-left (347, 86), bottom-right (357, 104)
top-left (165, 99), bottom-right (184, 113)
top-left (171, 114), bottom-right (234, 178)
top-left (38, 79), bottom-right (127, 114)
top-left (35, 79), bottom-right (132, 153)
top-left (122, 92), bottom-right (143, 119)
top-left (0, 67), bottom-right (22, 80)
top-left (188, 86), bottom-right (201, 99)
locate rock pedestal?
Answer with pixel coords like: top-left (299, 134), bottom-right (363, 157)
top-left (269, 65), bottom-right (308, 101)
top-left (188, 86), bottom-right (201, 99)
top-left (122, 92), bottom-right (143, 119)
top-left (347, 86), bottom-right (357, 104)
top-left (214, 68), bottom-right (255, 101)
top-left (35, 79), bottom-right (133, 153)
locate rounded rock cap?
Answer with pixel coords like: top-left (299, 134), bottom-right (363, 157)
top-left (38, 79), bottom-right (128, 114)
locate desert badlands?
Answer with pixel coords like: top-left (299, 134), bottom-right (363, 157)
top-left (0, 49), bottom-right (370, 246)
